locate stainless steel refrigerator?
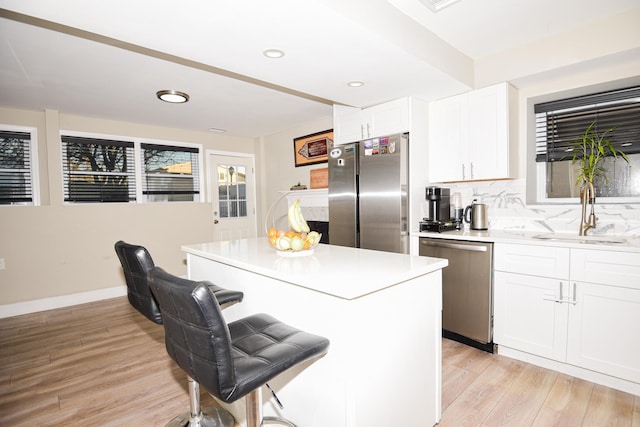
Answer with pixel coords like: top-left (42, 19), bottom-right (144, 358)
top-left (328, 133), bottom-right (409, 254)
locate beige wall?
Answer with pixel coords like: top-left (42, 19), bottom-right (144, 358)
top-left (258, 117), bottom-right (334, 231)
top-left (0, 107), bottom-right (257, 306)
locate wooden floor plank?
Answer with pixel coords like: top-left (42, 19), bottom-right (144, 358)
top-left (441, 363), bottom-right (478, 412)
top-left (439, 352), bottom-right (527, 426)
top-left (532, 374), bottom-right (594, 427)
top-left (1, 297), bottom-right (638, 426)
top-left (481, 363), bottom-right (558, 426)
top-left (450, 344), bottom-right (494, 375)
top-left (582, 384), bottom-right (635, 426)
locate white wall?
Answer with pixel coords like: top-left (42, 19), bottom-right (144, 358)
top-left (0, 107), bottom-right (257, 309)
top-left (474, 9), bottom-right (640, 89)
top-left (258, 116), bottom-right (334, 232)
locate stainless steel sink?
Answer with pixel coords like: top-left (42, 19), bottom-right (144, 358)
top-left (533, 233), bottom-right (627, 244)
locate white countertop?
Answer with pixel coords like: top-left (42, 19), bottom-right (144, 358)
top-left (182, 237), bottom-right (448, 300)
top-left (412, 229), bottom-right (640, 253)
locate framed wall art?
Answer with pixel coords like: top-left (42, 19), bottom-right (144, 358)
top-left (293, 129), bottom-right (332, 167)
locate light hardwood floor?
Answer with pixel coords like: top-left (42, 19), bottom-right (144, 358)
top-left (440, 339), bottom-right (639, 426)
top-left (1, 296), bottom-right (638, 426)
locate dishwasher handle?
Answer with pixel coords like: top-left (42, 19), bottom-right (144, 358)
top-left (420, 239), bottom-right (488, 252)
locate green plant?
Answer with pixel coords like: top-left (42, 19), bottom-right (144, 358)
top-left (569, 121), bottom-right (629, 185)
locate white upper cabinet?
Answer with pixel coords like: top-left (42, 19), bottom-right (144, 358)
top-left (333, 98), bottom-right (409, 145)
top-left (427, 93), bottom-right (466, 182)
top-left (428, 82), bottom-right (517, 182)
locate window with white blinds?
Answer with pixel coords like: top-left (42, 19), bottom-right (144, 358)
top-left (534, 86), bottom-right (640, 200)
top-left (0, 130), bottom-right (35, 205)
top-left (140, 143), bottom-right (200, 202)
top-left (61, 135), bottom-right (136, 203)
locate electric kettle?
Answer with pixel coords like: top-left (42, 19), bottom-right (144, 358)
top-left (464, 200), bottom-right (489, 230)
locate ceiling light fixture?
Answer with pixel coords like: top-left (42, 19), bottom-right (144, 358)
top-left (263, 49), bottom-right (285, 59)
top-left (208, 127), bottom-right (227, 133)
top-left (419, 0), bottom-right (462, 12)
top-left (156, 90), bottom-right (190, 103)
top-left (347, 81), bottom-right (364, 88)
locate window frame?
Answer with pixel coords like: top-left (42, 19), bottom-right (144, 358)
top-left (216, 162), bottom-right (248, 219)
top-left (60, 132), bottom-right (137, 204)
top-left (0, 125), bottom-right (39, 206)
top-left (532, 84), bottom-right (640, 205)
top-left (138, 138), bottom-right (204, 203)
top-left (60, 131), bottom-right (204, 204)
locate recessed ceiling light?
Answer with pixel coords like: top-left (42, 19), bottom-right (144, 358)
top-left (263, 49), bottom-right (285, 59)
top-left (347, 81), bottom-right (364, 88)
top-left (208, 127), bottom-right (227, 133)
top-left (156, 90), bottom-right (190, 103)
top-left (419, 0), bottom-right (462, 12)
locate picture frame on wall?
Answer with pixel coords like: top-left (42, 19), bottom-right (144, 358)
top-left (293, 129), bottom-right (332, 167)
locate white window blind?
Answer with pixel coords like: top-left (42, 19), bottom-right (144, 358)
top-left (61, 135), bottom-right (136, 203)
top-left (0, 130), bottom-right (33, 205)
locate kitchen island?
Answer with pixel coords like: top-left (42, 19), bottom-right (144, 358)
top-left (182, 237), bottom-right (448, 427)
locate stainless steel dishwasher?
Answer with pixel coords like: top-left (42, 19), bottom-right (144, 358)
top-left (419, 237), bottom-right (495, 352)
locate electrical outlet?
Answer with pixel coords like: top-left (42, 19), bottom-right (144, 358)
top-left (0, 258), bottom-right (4, 270)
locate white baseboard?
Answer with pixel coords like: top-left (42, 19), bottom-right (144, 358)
top-left (0, 286), bottom-right (128, 319)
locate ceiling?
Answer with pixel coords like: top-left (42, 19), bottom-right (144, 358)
top-left (0, 0), bottom-right (638, 138)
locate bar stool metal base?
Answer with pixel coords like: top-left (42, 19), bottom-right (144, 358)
top-left (246, 388), bottom-right (297, 427)
top-left (263, 416), bottom-right (296, 426)
top-left (166, 375), bottom-right (235, 427)
top-left (165, 406), bottom-right (235, 427)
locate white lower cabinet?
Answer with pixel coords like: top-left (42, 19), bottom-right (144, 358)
top-left (567, 281), bottom-right (640, 383)
top-left (494, 271), bottom-right (568, 361)
top-left (494, 243), bottom-right (640, 390)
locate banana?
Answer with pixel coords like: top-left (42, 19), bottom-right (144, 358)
top-left (295, 201), bottom-right (310, 233)
top-left (287, 199), bottom-right (310, 233)
top-left (288, 199), bottom-right (302, 232)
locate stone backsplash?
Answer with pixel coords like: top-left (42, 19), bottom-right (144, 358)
top-left (434, 179), bottom-right (640, 237)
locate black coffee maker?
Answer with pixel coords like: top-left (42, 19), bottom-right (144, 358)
top-left (420, 187), bottom-right (456, 232)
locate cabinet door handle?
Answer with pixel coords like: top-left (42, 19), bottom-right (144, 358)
top-left (461, 164), bottom-right (466, 180)
top-left (470, 162), bottom-right (475, 179)
top-left (558, 281), bottom-right (563, 302)
top-left (570, 282), bottom-right (578, 305)
top-left (360, 124), bottom-right (365, 139)
top-left (543, 281), bottom-right (563, 303)
top-left (366, 123), bottom-right (371, 138)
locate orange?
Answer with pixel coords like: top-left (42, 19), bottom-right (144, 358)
top-left (268, 228), bottom-right (278, 238)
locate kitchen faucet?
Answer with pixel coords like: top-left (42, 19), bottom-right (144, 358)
top-left (579, 181), bottom-right (597, 236)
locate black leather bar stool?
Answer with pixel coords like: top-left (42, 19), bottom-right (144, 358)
top-left (114, 240), bottom-right (162, 324)
top-left (148, 266), bottom-right (330, 427)
top-left (114, 241), bottom-right (243, 427)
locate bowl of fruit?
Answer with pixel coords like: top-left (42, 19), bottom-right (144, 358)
top-left (267, 199), bottom-right (322, 256)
